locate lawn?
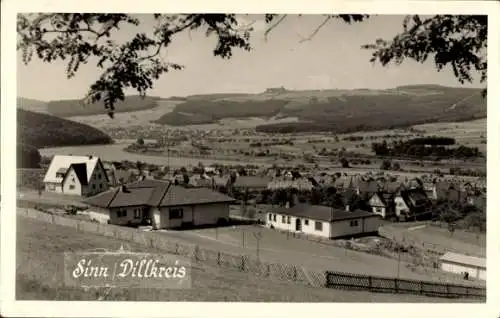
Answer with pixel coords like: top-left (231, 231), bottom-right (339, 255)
top-left (385, 222), bottom-right (486, 257)
top-left (16, 215), bottom-right (478, 302)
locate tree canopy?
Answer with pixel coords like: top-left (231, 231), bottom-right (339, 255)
top-left (17, 14), bottom-right (487, 117)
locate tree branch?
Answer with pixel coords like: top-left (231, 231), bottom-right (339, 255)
top-left (264, 14), bottom-right (287, 42)
top-left (299, 15), bottom-right (332, 43)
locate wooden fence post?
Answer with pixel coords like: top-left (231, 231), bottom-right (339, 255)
top-left (194, 245), bottom-right (199, 261)
top-left (394, 279), bottom-right (399, 293)
top-left (240, 256), bottom-right (246, 272)
top-left (293, 266), bottom-right (297, 281)
top-left (368, 276), bottom-right (372, 291)
top-left (175, 243), bottom-right (179, 255)
top-left (217, 252), bottom-right (221, 266)
top-left (266, 264), bottom-right (271, 277)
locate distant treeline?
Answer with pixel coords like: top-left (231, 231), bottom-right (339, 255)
top-left (405, 136), bottom-right (456, 146)
top-left (46, 95), bottom-right (160, 117)
top-left (371, 139), bottom-right (481, 159)
top-left (255, 115), bottom-right (483, 134)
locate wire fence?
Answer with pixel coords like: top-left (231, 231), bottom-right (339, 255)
top-left (18, 207), bottom-right (485, 300)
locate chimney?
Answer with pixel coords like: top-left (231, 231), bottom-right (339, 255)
top-left (345, 205), bottom-right (350, 212)
top-left (121, 185), bottom-right (128, 192)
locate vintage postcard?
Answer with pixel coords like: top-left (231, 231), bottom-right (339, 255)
top-left (1, 0), bottom-right (499, 317)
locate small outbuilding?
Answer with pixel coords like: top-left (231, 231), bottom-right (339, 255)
top-left (439, 252), bottom-right (486, 281)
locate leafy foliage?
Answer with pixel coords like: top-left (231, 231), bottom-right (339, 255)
top-left (17, 143), bottom-right (42, 168)
top-left (18, 14), bottom-right (486, 116)
top-left (371, 139), bottom-right (481, 159)
top-left (363, 15), bottom-right (487, 97)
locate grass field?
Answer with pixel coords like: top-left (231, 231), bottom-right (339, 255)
top-left (383, 221), bottom-right (486, 257)
top-left (16, 215), bottom-right (477, 302)
top-left (16, 189), bottom-right (485, 288)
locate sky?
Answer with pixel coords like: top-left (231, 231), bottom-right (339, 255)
top-left (17, 14), bottom-right (484, 101)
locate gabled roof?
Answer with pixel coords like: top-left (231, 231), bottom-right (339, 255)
top-left (273, 204), bottom-right (376, 222)
top-left (43, 155), bottom-right (101, 184)
top-left (67, 163), bottom-right (89, 186)
top-left (399, 188), bottom-right (430, 208)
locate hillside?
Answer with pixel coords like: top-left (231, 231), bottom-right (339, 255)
top-left (45, 95), bottom-right (161, 117)
top-left (17, 97), bottom-right (48, 113)
top-left (17, 109), bottom-right (113, 168)
top-left (154, 85), bottom-right (486, 133)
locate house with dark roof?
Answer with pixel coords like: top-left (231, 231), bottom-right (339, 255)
top-left (367, 192), bottom-right (396, 219)
top-left (43, 155), bottom-right (109, 196)
top-left (394, 188), bottom-right (432, 221)
top-left (83, 179), bottom-right (236, 229)
top-left (266, 204), bottom-right (382, 239)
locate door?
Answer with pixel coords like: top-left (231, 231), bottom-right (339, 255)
top-left (295, 218), bottom-right (302, 231)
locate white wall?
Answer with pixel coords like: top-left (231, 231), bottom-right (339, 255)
top-left (45, 182), bottom-right (62, 193)
top-left (158, 203), bottom-right (230, 229)
top-left (109, 205), bottom-right (148, 226)
top-left (394, 196), bottom-right (409, 217)
top-left (441, 261), bottom-right (486, 281)
top-left (266, 212), bottom-right (330, 238)
top-left (62, 168), bottom-right (83, 196)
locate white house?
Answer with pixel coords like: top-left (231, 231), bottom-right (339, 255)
top-left (43, 155), bottom-right (109, 196)
top-left (266, 204), bottom-right (382, 239)
top-left (367, 192), bottom-right (395, 219)
top-left (84, 179), bottom-right (236, 229)
top-left (440, 252), bottom-right (486, 281)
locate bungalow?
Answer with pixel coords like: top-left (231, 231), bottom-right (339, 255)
top-left (83, 179), bottom-right (236, 229)
top-left (43, 155), bottom-right (109, 196)
top-left (266, 204), bottom-right (382, 239)
top-left (440, 252), bottom-right (486, 281)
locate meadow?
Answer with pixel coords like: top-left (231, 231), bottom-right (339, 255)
top-left (16, 215), bottom-right (474, 302)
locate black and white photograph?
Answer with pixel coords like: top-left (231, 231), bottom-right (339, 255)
top-left (1, 0), bottom-right (499, 317)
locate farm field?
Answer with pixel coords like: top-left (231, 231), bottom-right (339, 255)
top-left (16, 215), bottom-right (471, 302)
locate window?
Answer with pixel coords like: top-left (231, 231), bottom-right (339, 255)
top-left (99, 184), bottom-right (103, 189)
top-left (268, 213), bottom-right (272, 221)
top-left (134, 209), bottom-right (141, 219)
top-left (98, 173), bottom-right (102, 180)
top-left (71, 177), bottom-right (75, 182)
top-left (282, 215), bottom-right (286, 223)
top-left (304, 219), bottom-right (309, 226)
top-left (315, 221), bottom-right (323, 231)
top-left (47, 184), bottom-right (55, 190)
top-left (350, 220), bottom-right (359, 227)
top-left (92, 184), bottom-right (96, 190)
top-left (273, 214), bottom-right (277, 222)
top-left (287, 216), bottom-right (291, 224)
top-left (169, 208), bottom-right (183, 219)
top-left (117, 209), bottom-right (127, 218)
top-left (69, 185), bottom-right (75, 190)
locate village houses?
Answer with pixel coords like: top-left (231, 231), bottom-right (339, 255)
top-left (43, 155), bottom-right (109, 197)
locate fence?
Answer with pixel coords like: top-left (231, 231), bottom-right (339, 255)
top-left (18, 207), bottom-right (485, 300)
top-left (325, 271), bottom-right (485, 299)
